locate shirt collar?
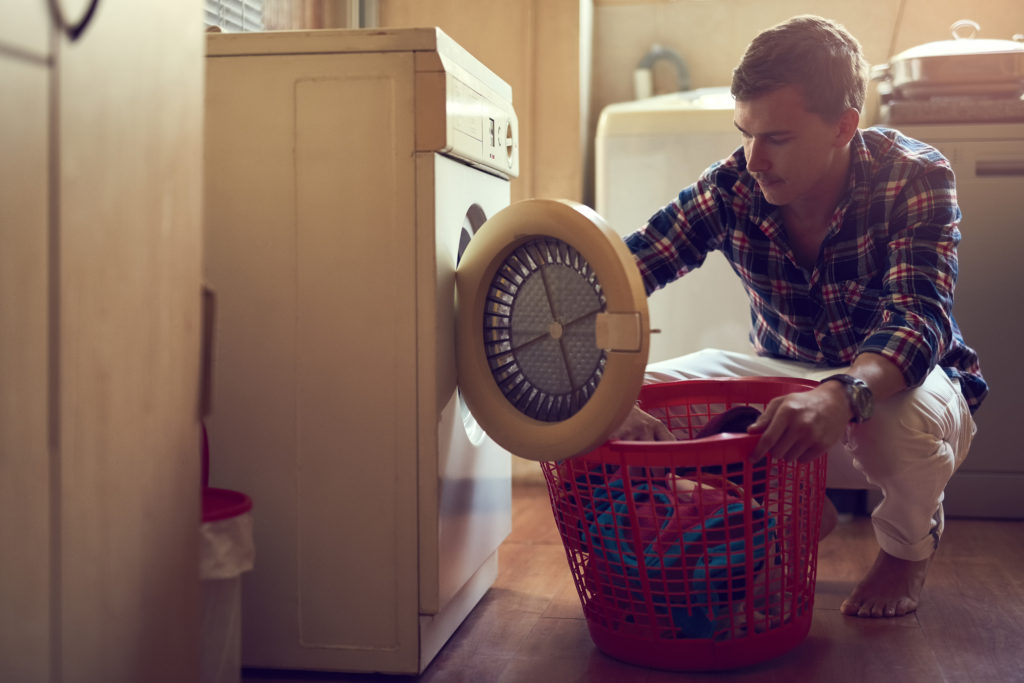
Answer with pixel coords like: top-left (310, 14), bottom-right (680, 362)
top-left (846, 129), bottom-right (872, 209)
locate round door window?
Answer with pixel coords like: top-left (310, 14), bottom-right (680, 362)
top-left (456, 199), bottom-right (649, 461)
top-left (483, 236), bottom-right (607, 422)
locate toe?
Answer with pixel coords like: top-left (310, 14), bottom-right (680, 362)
top-left (839, 598), bottom-right (862, 616)
top-left (894, 597), bottom-right (918, 617)
top-left (859, 600), bottom-right (883, 618)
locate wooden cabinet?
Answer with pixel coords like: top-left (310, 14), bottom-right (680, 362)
top-left (0, 1), bottom-right (204, 680)
top-left (0, 49), bottom-right (51, 683)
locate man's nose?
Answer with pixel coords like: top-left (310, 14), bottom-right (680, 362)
top-left (747, 140), bottom-right (771, 173)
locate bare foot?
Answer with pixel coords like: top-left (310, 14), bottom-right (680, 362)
top-left (840, 549), bottom-right (930, 618)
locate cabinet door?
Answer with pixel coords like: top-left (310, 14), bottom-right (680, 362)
top-left (0, 55), bottom-right (51, 683)
top-left (55, 0), bottom-right (205, 680)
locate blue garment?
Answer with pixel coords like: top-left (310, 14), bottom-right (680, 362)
top-left (583, 477), bottom-right (775, 638)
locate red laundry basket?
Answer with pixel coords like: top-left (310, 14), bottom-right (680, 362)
top-left (540, 378), bottom-right (827, 671)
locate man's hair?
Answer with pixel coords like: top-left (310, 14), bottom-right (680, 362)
top-left (730, 15), bottom-right (868, 121)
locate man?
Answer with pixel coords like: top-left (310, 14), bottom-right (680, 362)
top-left (610, 15), bottom-right (985, 619)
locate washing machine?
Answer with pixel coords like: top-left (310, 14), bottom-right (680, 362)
top-left (595, 87), bottom-right (751, 363)
top-left (205, 26), bottom-right (654, 675)
top-left (204, 28), bottom-right (521, 674)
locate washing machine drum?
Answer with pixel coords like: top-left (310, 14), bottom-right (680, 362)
top-left (456, 199), bottom-right (650, 462)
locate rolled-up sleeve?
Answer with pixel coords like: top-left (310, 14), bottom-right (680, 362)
top-left (858, 166), bottom-right (961, 389)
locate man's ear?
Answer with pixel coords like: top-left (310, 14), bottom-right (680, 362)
top-left (835, 108), bottom-right (860, 147)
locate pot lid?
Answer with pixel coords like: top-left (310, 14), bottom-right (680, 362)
top-left (455, 199), bottom-right (649, 462)
top-left (893, 20), bottom-right (1024, 60)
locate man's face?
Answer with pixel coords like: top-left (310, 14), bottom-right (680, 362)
top-left (733, 85), bottom-right (847, 208)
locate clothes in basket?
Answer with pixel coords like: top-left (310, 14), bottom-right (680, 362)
top-left (574, 467), bottom-right (776, 639)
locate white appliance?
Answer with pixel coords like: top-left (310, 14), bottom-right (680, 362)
top-left (595, 87), bottom-right (751, 363)
top-left (204, 28), bottom-right (518, 674)
top-left (898, 122), bottom-right (1024, 519)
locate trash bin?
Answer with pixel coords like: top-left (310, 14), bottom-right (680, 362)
top-left (200, 426), bottom-right (253, 683)
top-left (540, 378), bottom-right (827, 671)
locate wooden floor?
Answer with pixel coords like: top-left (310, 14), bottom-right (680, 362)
top-left (245, 483), bottom-right (1024, 683)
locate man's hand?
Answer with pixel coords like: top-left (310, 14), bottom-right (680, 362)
top-left (608, 404), bottom-right (677, 441)
top-left (748, 352), bottom-right (907, 462)
top-left (747, 381), bottom-right (851, 462)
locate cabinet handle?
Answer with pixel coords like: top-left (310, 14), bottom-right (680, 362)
top-left (48, 0), bottom-right (101, 42)
top-left (200, 286), bottom-right (216, 420)
top-left (976, 160), bottom-right (1024, 177)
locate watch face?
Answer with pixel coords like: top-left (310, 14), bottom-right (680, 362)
top-left (852, 382), bottom-right (873, 421)
top-left (484, 237), bottom-right (607, 422)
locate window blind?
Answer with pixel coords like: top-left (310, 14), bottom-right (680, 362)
top-left (204, 0), bottom-right (264, 32)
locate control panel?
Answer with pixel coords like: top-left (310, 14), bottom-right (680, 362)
top-left (442, 72), bottom-right (519, 178)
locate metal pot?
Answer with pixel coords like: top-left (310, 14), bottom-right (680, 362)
top-left (873, 20), bottom-right (1024, 99)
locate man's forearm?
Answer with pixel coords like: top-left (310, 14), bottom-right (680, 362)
top-left (848, 351), bottom-right (908, 403)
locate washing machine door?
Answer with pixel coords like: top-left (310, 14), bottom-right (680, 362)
top-left (456, 199), bottom-right (650, 461)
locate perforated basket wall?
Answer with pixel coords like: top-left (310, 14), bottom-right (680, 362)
top-left (540, 378), bottom-right (827, 671)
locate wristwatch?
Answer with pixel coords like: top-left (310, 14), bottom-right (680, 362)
top-left (821, 374), bottom-right (874, 423)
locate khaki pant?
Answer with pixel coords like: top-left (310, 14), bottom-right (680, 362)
top-left (644, 349), bottom-right (976, 561)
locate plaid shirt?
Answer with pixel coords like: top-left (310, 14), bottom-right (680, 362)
top-left (624, 126), bottom-right (987, 412)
